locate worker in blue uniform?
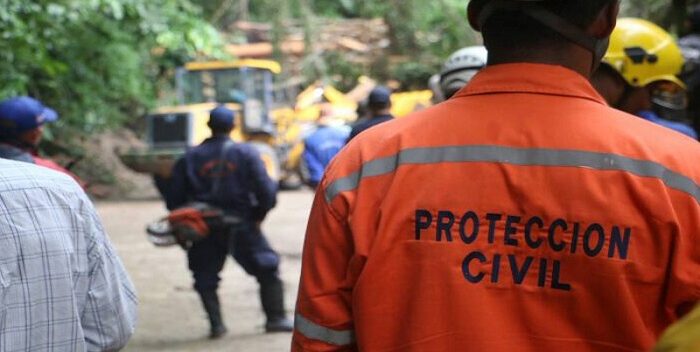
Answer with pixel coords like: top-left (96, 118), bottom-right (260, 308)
top-left (167, 105), bottom-right (293, 338)
top-left (347, 86), bottom-right (394, 142)
top-left (301, 106), bottom-right (349, 188)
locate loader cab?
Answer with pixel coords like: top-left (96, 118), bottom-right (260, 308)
top-left (175, 60), bottom-right (281, 136)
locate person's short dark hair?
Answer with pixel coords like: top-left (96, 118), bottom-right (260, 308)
top-left (478, 0), bottom-right (616, 52)
top-left (368, 86), bottom-right (391, 110)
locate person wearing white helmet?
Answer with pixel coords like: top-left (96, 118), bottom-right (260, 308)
top-left (435, 45), bottom-right (488, 102)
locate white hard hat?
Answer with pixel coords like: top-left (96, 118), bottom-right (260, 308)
top-left (440, 46), bottom-right (488, 99)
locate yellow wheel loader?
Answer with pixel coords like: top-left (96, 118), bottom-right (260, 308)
top-left (118, 59), bottom-right (304, 195)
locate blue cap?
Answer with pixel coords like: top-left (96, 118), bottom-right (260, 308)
top-left (368, 86), bottom-right (391, 108)
top-left (0, 96), bottom-right (58, 135)
top-left (209, 105), bottom-right (235, 128)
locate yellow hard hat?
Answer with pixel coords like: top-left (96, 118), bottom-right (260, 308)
top-left (603, 18), bottom-right (685, 89)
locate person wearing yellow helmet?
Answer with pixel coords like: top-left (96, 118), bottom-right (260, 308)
top-left (591, 18), bottom-right (698, 139)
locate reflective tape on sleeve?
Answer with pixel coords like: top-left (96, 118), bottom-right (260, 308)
top-left (294, 313), bottom-right (355, 346)
top-left (324, 145), bottom-right (700, 204)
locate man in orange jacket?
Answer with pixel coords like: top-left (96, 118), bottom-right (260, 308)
top-left (293, 0), bottom-right (700, 351)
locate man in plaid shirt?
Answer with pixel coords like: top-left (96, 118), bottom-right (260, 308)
top-left (0, 158), bottom-right (137, 351)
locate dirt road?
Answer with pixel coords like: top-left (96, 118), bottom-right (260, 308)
top-left (96, 190), bottom-right (315, 351)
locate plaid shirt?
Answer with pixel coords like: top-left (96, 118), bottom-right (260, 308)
top-left (0, 159), bottom-right (137, 351)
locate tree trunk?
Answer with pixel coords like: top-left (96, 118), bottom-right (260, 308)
top-left (385, 0), bottom-right (419, 55)
top-left (239, 0), bottom-right (249, 22)
top-left (270, 1), bottom-right (289, 63)
top-left (211, 0), bottom-right (235, 28)
top-left (675, 0), bottom-right (688, 33)
top-left (299, 0), bottom-right (327, 80)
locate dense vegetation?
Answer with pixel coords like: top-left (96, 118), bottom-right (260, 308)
top-left (0, 0), bottom-right (697, 137)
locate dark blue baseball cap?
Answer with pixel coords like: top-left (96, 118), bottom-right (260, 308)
top-left (368, 86), bottom-right (392, 108)
top-left (209, 105), bottom-right (235, 129)
top-left (0, 96), bottom-right (58, 135)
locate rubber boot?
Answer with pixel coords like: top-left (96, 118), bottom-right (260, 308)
top-left (199, 290), bottom-right (228, 339)
top-left (259, 275), bottom-right (293, 333)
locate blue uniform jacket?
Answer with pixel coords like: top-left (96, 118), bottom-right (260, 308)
top-left (303, 125), bottom-right (349, 185)
top-left (166, 136), bottom-right (277, 221)
top-left (638, 110), bottom-right (698, 140)
top-left (347, 114), bottom-right (394, 142)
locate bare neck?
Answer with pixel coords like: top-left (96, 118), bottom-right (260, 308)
top-left (487, 44), bottom-right (594, 78)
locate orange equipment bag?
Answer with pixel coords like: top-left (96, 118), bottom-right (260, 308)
top-left (167, 202), bottom-right (225, 249)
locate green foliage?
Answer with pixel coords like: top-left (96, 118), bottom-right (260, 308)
top-left (320, 52), bottom-right (365, 92)
top-left (4, 0), bottom-right (695, 188)
top-left (231, 0), bottom-right (475, 90)
top-left (3, 0), bottom-right (697, 139)
top-left (0, 0), bottom-right (224, 138)
top-left (391, 61), bottom-right (441, 91)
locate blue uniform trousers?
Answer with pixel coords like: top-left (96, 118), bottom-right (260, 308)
top-left (187, 223), bottom-right (281, 293)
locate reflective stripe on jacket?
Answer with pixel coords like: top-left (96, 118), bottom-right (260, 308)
top-left (293, 63), bottom-right (700, 352)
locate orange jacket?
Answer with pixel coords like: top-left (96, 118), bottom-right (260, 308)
top-left (293, 64), bottom-right (700, 352)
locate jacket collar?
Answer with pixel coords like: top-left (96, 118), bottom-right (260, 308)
top-left (205, 135), bottom-right (233, 143)
top-left (0, 143), bottom-right (34, 163)
top-left (371, 114), bottom-right (393, 120)
top-left (454, 63), bottom-right (607, 106)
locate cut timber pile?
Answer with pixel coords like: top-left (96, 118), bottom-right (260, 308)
top-left (227, 18), bottom-right (390, 65)
top-left (227, 18), bottom-right (392, 105)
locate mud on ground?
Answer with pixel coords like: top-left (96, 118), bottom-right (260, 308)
top-left (97, 189), bottom-right (314, 351)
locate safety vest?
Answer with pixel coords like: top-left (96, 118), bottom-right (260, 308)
top-left (293, 63), bottom-right (700, 351)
